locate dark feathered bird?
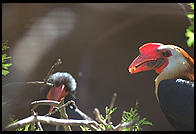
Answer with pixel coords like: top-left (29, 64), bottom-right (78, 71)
top-left (46, 72), bottom-right (77, 113)
top-left (39, 72), bottom-right (84, 130)
top-left (128, 43), bottom-right (194, 131)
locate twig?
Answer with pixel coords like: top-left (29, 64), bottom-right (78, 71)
top-left (135, 100), bottom-right (139, 110)
top-left (74, 107), bottom-right (94, 121)
top-left (31, 100), bottom-right (74, 116)
top-left (112, 119), bottom-right (135, 131)
top-left (93, 108), bottom-right (107, 130)
top-left (31, 100), bottom-right (60, 112)
top-left (2, 81), bottom-right (54, 89)
top-left (108, 92), bottom-right (117, 125)
top-left (5, 116), bottom-right (99, 131)
top-left (37, 122), bottom-right (43, 131)
top-left (30, 111), bottom-right (37, 131)
top-left (58, 98), bottom-right (71, 131)
top-left (45, 100), bottom-right (75, 117)
top-left (43, 58), bottom-right (62, 84)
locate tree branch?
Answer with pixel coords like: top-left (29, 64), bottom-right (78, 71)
top-left (108, 92), bottom-right (117, 124)
top-left (58, 98), bottom-right (71, 131)
top-left (31, 100), bottom-right (60, 112)
top-left (2, 81), bottom-right (54, 89)
top-left (5, 116), bottom-right (99, 131)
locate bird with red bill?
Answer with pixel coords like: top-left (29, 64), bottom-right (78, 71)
top-left (128, 43), bottom-right (194, 131)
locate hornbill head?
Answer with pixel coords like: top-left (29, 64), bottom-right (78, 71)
top-left (128, 43), bottom-right (194, 81)
top-left (46, 72), bottom-right (77, 113)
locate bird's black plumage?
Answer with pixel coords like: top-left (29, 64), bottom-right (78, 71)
top-left (158, 79), bottom-right (194, 131)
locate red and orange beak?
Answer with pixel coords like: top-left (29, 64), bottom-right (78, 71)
top-left (128, 54), bottom-right (165, 74)
top-left (47, 85), bottom-right (69, 113)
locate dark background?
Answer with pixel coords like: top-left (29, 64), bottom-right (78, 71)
top-left (2, 3), bottom-right (194, 131)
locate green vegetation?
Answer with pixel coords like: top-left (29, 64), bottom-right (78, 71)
top-left (80, 104), bottom-right (152, 131)
top-left (186, 3), bottom-right (194, 47)
top-left (122, 107), bottom-right (152, 131)
top-left (2, 40), bottom-right (12, 76)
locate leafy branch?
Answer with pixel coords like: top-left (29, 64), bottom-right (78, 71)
top-left (185, 3), bottom-right (194, 47)
top-left (6, 93), bottom-right (152, 131)
top-left (2, 40), bottom-right (12, 76)
top-left (178, 3), bottom-right (194, 47)
top-left (80, 94), bottom-right (152, 131)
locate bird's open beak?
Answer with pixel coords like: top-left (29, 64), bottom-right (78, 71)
top-left (128, 54), bottom-right (165, 74)
top-left (47, 85), bottom-right (69, 113)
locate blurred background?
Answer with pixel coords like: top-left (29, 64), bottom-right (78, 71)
top-left (2, 3), bottom-right (194, 131)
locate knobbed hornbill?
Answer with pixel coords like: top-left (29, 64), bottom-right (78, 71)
top-left (128, 43), bottom-right (194, 131)
top-left (38, 72), bottom-right (84, 130)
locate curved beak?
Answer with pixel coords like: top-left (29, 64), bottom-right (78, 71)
top-left (128, 54), bottom-right (164, 74)
top-left (47, 85), bottom-right (69, 113)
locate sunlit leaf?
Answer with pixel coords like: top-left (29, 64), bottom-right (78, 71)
top-left (189, 3), bottom-right (194, 10)
top-left (187, 14), bottom-right (194, 19)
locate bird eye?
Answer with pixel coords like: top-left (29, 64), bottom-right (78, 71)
top-left (161, 50), bottom-right (171, 57)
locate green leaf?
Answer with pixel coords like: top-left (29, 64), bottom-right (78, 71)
top-left (3, 63), bottom-right (12, 70)
top-left (142, 120), bottom-right (153, 125)
top-left (185, 30), bottom-right (194, 47)
top-left (110, 107), bottom-right (117, 114)
top-left (24, 124), bottom-right (30, 131)
top-left (187, 38), bottom-right (194, 47)
top-left (189, 3), bottom-right (194, 10)
top-left (2, 40), bottom-right (9, 51)
top-left (186, 29), bottom-right (194, 38)
top-left (2, 54), bottom-right (12, 62)
top-left (2, 69), bottom-right (9, 76)
top-left (187, 14), bottom-right (194, 19)
top-left (80, 126), bottom-right (91, 131)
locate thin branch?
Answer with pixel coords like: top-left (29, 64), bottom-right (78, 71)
top-left (93, 108), bottom-right (107, 130)
top-left (43, 58), bottom-right (62, 84)
top-left (135, 100), bottom-right (139, 110)
top-left (5, 116), bottom-right (99, 131)
top-left (45, 100), bottom-right (75, 117)
top-left (121, 121), bottom-right (134, 129)
top-left (31, 99), bottom-right (74, 117)
top-left (31, 100), bottom-right (60, 112)
top-left (113, 120), bottom-right (135, 131)
top-left (37, 122), bottom-right (43, 131)
top-left (108, 92), bottom-right (117, 124)
top-left (113, 123), bottom-right (123, 131)
top-left (74, 108), bottom-right (94, 121)
top-left (58, 98), bottom-right (71, 131)
top-left (2, 81), bottom-right (54, 89)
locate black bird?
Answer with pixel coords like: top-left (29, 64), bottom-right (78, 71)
top-left (128, 43), bottom-right (194, 131)
top-left (38, 72), bottom-right (84, 130)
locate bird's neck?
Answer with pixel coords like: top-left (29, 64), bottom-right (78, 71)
top-left (154, 59), bottom-right (194, 102)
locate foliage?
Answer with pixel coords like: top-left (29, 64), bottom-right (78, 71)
top-left (185, 3), bottom-right (194, 47)
top-left (80, 104), bottom-right (152, 131)
top-left (80, 107), bottom-right (118, 131)
top-left (121, 108), bottom-right (152, 131)
top-left (2, 40), bottom-right (12, 76)
top-left (80, 125), bottom-right (92, 131)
